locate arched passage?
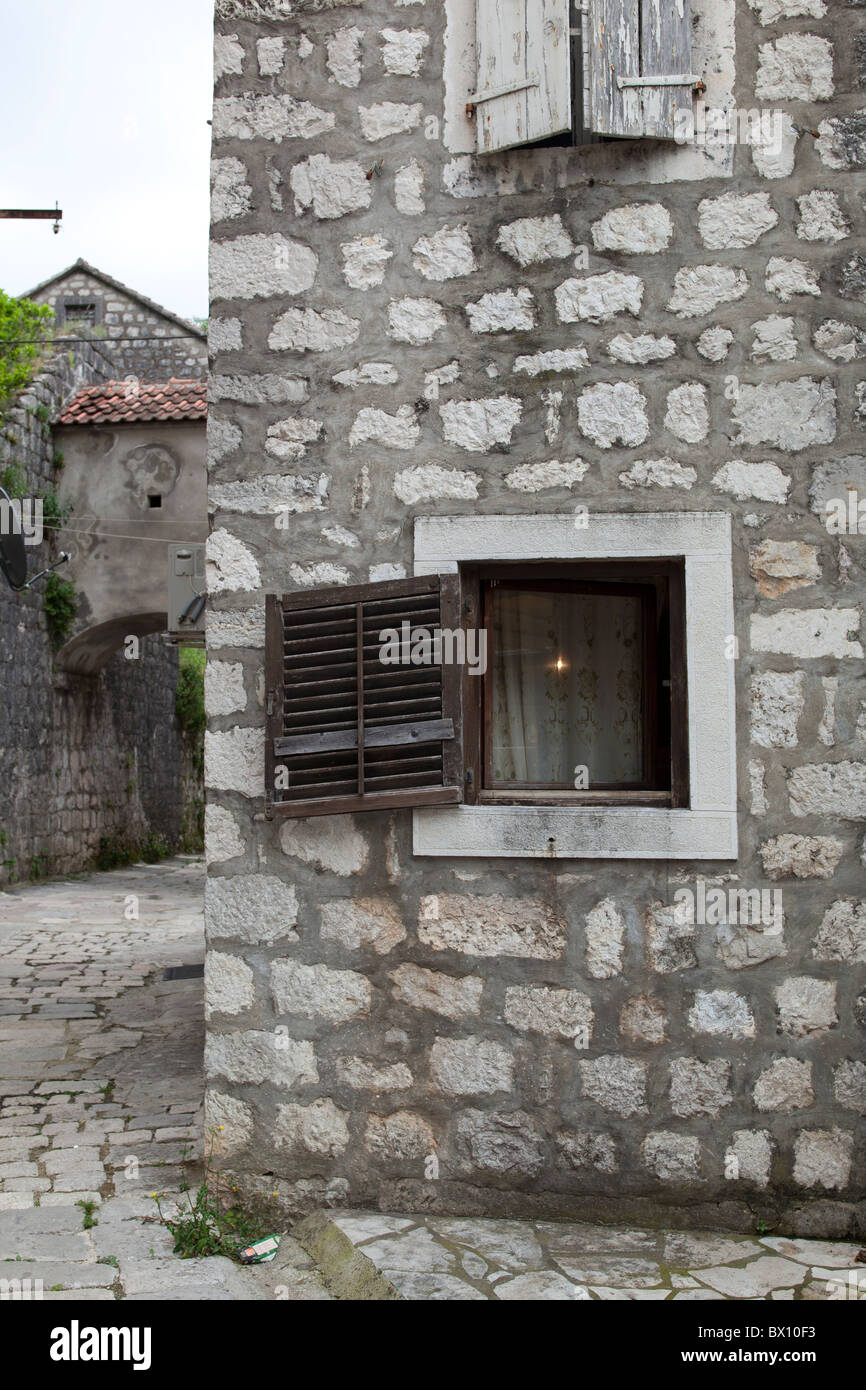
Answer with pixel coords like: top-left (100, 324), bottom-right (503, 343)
top-left (57, 612), bottom-right (169, 675)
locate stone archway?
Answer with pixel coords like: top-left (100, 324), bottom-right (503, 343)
top-left (57, 612), bottom-right (169, 675)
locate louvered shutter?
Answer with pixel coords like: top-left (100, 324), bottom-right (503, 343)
top-left (587, 0), bottom-right (694, 140)
top-left (265, 576), bottom-right (464, 818)
top-left (474, 0), bottom-right (572, 154)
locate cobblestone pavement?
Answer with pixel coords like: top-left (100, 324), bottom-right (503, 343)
top-left (0, 858), bottom-right (330, 1301)
top-left (322, 1212), bottom-right (865, 1301)
top-left (0, 861), bottom-right (861, 1303)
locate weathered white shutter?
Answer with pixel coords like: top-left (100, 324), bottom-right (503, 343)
top-left (474, 0), bottom-right (572, 154)
top-left (587, 0), bottom-right (694, 140)
top-left (587, 0), bottom-right (642, 138)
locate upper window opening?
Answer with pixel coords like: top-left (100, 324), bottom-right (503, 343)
top-left (469, 0), bottom-right (697, 154)
top-left (63, 301), bottom-right (97, 326)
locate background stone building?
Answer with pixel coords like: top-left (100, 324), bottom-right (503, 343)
top-left (25, 258), bottom-right (207, 384)
top-left (0, 272), bottom-right (207, 883)
top-left (205, 0), bottom-right (866, 1236)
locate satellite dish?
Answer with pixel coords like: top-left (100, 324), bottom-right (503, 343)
top-left (0, 484), bottom-right (27, 591)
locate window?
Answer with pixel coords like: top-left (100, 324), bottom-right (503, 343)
top-left (263, 514), bottom-right (737, 858)
top-left (148, 494), bottom-right (162, 509)
top-left (413, 512), bottom-right (737, 860)
top-left (462, 560), bottom-right (687, 806)
top-left (469, 0), bottom-right (696, 153)
top-left (62, 300), bottom-right (99, 327)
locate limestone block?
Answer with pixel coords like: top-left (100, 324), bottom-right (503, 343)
top-left (754, 1058), bottom-right (814, 1112)
top-left (775, 977), bottom-right (838, 1037)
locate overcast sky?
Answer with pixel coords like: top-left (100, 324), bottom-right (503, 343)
top-left (1, 0), bottom-right (213, 321)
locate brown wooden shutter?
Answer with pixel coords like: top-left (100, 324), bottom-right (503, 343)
top-left (265, 575), bottom-right (464, 818)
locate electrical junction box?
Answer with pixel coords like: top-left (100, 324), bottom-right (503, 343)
top-left (167, 544), bottom-right (206, 646)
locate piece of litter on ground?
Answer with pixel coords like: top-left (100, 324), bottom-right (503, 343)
top-left (238, 1235), bottom-right (281, 1265)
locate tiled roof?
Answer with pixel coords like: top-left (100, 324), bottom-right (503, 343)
top-left (58, 378), bottom-right (207, 426)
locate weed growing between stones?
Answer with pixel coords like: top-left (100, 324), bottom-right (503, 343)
top-left (95, 837), bottom-right (136, 872)
top-left (77, 1199), bottom-right (98, 1230)
top-left (95, 832), bottom-right (172, 872)
top-left (140, 831), bottom-right (172, 864)
top-left (43, 573), bottom-right (78, 649)
top-left (151, 1130), bottom-right (263, 1261)
top-left (176, 647), bottom-right (205, 743)
top-left (39, 484), bottom-right (72, 533)
top-left (0, 461), bottom-right (27, 498)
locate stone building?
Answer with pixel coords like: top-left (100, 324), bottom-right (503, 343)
top-left (25, 258), bottom-right (208, 384)
top-left (205, 0), bottom-right (866, 1236)
top-left (0, 273), bottom-right (207, 882)
top-left (54, 378), bottom-right (208, 673)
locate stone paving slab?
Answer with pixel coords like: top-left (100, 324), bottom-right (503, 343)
top-left (315, 1211), bottom-right (866, 1301)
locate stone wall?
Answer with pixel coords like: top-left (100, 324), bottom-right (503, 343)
top-left (205, 0), bottom-right (866, 1236)
top-left (28, 266), bottom-right (207, 385)
top-left (0, 348), bottom-right (200, 883)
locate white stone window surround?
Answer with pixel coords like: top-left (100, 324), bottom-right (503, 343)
top-left (444, 0), bottom-right (736, 184)
top-left (413, 511), bottom-right (738, 859)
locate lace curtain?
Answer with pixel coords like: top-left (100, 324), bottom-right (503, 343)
top-left (490, 587), bottom-right (643, 786)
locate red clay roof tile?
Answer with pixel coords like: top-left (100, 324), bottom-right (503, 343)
top-left (58, 377), bottom-right (206, 426)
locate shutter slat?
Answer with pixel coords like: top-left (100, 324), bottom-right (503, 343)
top-left (365, 769), bottom-right (444, 791)
top-left (275, 717), bottom-right (454, 759)
top-left (283, 779), bottom-right (359, 798)
top-left (265, 576), bottom-right (463, 818)
top-left (283, 718), bottom-right (359, 736)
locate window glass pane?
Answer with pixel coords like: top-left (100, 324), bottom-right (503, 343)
top-left (490, 587), bottom-right (643, 786)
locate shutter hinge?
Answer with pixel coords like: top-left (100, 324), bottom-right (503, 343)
top-left (617, 74), bottom-right (702, 90)
top-left (465, 768), bottom-right (473, 787)
top-left (267, 690), bottom-right (275, 717)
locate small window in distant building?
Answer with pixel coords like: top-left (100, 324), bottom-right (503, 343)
top-left (148, 495), bottom-right (162, 509)
top-left (63, 301), bottom-right (97, 327)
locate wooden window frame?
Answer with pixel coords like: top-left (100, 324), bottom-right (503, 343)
top-left (461, 559), bottom-right (689, 810)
